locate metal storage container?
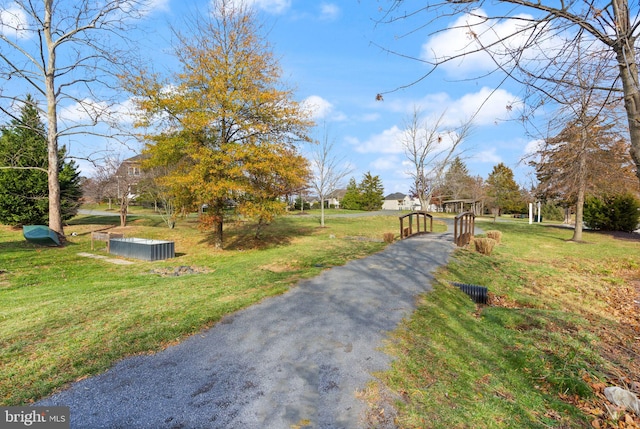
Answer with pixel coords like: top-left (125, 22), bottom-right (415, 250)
top-left (109, 237), bottom-right (175, 261)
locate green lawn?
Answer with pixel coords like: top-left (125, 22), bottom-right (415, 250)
top-left (1, 210), bottom-right (434, 405)
top-left (364, 221), bottom-right (640, 428)
top-left (3, 213), bottom-right (639, 429)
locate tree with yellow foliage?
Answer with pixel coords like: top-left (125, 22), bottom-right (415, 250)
top-left (124, 0), bottom-right (312, 248)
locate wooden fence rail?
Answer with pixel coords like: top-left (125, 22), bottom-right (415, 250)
top-left (454, 211), bottom-right (475, 246)
top-left (399, 211), bottom-right (433, 239)
top-left (91, 231), bottom-right (124, 252)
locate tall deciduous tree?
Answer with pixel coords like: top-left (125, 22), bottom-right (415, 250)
top-left (401, 108), bottom-right (472, 210)
top-left (0, 95), bottom-right (81, 226)
top-left (380, 0), bottom-right (640, 182)
top-left (534, 120), bottom-right (634, 240)
top-left (469, 175), bottom-right (486, 215)
top-left (531, 49), bottom-right (638, 241)
top-left (241, 143), bottom-right (310, 238)
top-left (308, 129), bottom-right (353, 227)
top-left (125, 0), bottom-right (312, 248)
top-left (0, 0), bottom-right (151, 239)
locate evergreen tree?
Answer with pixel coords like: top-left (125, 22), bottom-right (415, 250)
top-left (0, 96), bottom-right (82, 226)
top-left (341, 177), bottom-right (361, 210)
top-left (485, 163), bottom-right (525, 215)
top-left (584, 194), bottom-right (640, 232)
top-left (359, 172), bottom-right (384, 211)
top-left (441, 157), bottom-right (474, 200)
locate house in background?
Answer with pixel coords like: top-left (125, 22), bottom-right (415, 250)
top-left (382, 193), bottom-right (421, 211)
top-left (114, 154), bottom-right (149, 201)
top-left (115, 154), bottom-right (147, 180)
top-left (382, 193), bottom-right (442, 211)
top-left (325, 189), bottom-right (347, 208)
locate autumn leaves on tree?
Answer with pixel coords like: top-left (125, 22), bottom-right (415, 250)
top-left (124, 1), bottom-right (312, 248)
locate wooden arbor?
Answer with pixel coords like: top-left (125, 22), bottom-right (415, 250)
top-left (399, 211), bottom-right (433, 239)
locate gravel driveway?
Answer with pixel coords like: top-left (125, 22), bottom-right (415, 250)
top-left (38, 230), bottom-right (457, 428)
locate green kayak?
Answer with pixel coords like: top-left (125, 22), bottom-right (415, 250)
top-left (23, 225), bottom-right (61, 246)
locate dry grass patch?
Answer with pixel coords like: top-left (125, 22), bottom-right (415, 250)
top-left (486, 229), bottom-right (503, 243)
top-left (473, 237), bottom-right (497, 255)
top-left (259, 261), bottom-right (300, 273)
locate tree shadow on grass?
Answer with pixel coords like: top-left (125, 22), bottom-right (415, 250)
top-left (546, 225), bottom-right (640, 243)
top-left (67, 215), bottom-right (123, 226)
top-left (201, 218), bottom-right (316, 251)
top-left (0, 239), bottom-right (35, 253)
top-left (598, 229), bottom-right (640, 242)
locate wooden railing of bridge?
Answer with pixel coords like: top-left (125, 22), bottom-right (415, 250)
top-left (454, 211), bottom-right (475, 246)
top-left (399, 211), bottom-right (433, 239)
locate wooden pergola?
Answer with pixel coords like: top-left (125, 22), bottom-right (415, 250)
top-left (442, 199), bottom-right (481, 214)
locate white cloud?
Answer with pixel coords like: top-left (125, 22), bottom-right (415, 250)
top-left (396, 87), bottom-right (520, 128)
top-left (58, 98), bottom-right (139, 125)
top-left (110, 98), bottom-right (140, 124)
top-left (522, 138), bottom-right (544, 164)
top-left (301, 95), bottom-right (340, 121)
top-left (370, 155), bottom-right (400, 171)
top-left (222, 0), bottom-right (291, 14)
top-left (319, 3), bottom-right (340, 21)
top-left (524, 138), bottom-right (544, 155)
top-left (350, 125), bottom-right (404, 154)
top-left (0, 6), bottom-right (30, 39)
top-left (146, 0), bottom-right (170, 14)
top-left (445, 87), bottom-right (519, 126)
top-left (350, 86), bottom-right (522, 174)
top-left (58, 99), bottom-right (110, 123)
top-left (302, 95), bottom-right (332, 119)
top-left (473, 148), bottom-right (502, 164)
top-left (421, 9), bottom-right (550, 77)
top-left (378, 86), bottom-right (519, 127)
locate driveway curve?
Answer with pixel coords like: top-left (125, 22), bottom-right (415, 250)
top-left (38, 227), bottom-right (461, 428)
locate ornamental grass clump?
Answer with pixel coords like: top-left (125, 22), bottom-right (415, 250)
top-left (474, 237), bottom-right (496, 255)
top-left (383, 232), bottom-right (395, 243)
top-left (486, 230), bottom-right (503, 244)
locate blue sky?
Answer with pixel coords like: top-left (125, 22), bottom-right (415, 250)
top-left (168, 0), bottom-right (539, 194)
top-left (1, 0), bottom-right (542, 195)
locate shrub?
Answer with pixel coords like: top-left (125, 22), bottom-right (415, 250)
top-left (383, 232), bottom-right (395, 243)
top-left (541, 203), bottom-right (565, 222)
top-left (584, 194), bottom-right (640, 232)
top-left (485, 230), bottom-right (503, 244)
top-left (474, 237), bottom-right (496, 255)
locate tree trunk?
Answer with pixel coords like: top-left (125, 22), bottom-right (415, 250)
top-left (612, 0), bottom-right (640, 181)
top-left (119, 197), bottom-right (128, 227)
top-left (418, 192), bottom-right (432, 212)
top-left (571, 123), bottom-right (589, 241)
top-left (210, 201), bottom-right (225, 249)
top-left (572, 181), bottom-right (586, 241)
top-left (44, 0), bottom-right (63, 239)
top-left (213, 220), bottom-right (223, 249)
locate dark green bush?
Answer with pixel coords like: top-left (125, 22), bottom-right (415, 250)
top-left (541, 203), bottom-right (565, 222)
top-left (583, 194), bottom-right (640, 232)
